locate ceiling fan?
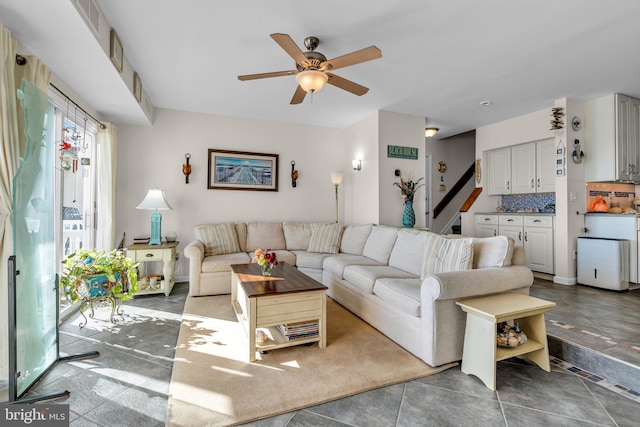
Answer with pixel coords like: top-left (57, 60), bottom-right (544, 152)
top-left (238, 33), bottom-right (382, 104)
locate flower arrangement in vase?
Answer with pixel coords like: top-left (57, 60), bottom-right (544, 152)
top-left (254, 248), bottom-right (278, 276)
top-left (394, 176), bottom-right (424, 228)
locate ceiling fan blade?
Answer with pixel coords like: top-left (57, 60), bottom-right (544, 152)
top-left (326, 73), bottom-right (369, 96)
top-left (271, 33), bottom-right (308, 65)
top-left (321, 46), bottom-right (382, 71)
top-left (238, 70), bottom-right (296, 81)
top-left (290, 85), bottom-right (307, 104)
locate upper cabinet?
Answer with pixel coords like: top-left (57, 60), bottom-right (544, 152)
top-left (487, 139), bottom-right (555, 195)
top-left (585, 93), bottom-right (640, 182)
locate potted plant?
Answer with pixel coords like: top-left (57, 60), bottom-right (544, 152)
top-left (60, 248), bottom-right (139, 303)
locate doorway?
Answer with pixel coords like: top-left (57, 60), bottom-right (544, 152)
top-left (52, 96), bottom-right (98, 318)
top-left (425, 154), bottom-right (432, 230)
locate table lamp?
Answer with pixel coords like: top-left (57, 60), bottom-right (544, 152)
top-left (136, 188), bottom-right (173, 245)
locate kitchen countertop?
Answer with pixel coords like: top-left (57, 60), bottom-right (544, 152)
top-left (585, 212), bottom-right (639, 217)
top-left (476, 212), bottom-right (555, 216)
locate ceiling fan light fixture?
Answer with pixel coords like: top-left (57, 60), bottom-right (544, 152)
top-left (425, 127), bottom-right (439, 138)
top-left (296, 69), bottom-right (328, 93)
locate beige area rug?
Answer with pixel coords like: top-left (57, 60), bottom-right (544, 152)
top-left (166, 295), bottom-right (456, 426)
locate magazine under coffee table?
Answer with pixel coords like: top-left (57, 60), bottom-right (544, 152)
top-left (231, 262), bottom-right (328, 362)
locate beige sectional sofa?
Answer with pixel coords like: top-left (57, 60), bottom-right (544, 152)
top-left (184, 222), bottom-right (533, 367)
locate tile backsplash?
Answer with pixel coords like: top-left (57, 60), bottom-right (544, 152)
top-left (500, 193), bottom-right (556, 213)
top-left (586, 182), bottom-right (637, 211)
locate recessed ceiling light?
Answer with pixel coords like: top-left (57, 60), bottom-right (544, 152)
top-left (480, 100), bottom-right (493, 108)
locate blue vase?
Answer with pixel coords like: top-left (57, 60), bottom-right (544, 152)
top-left (402, 200), bottom-right (415, 228)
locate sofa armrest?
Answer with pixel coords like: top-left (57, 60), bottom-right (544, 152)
top-left (421, 265), bottom-right (534, 302)
top-left (418, 265), bottom-right (533, 366)
top-left (184, 240), bottom-right (205, 296)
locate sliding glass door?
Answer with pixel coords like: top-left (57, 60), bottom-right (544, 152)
top-left (52, 96), bottom-right (98, 318)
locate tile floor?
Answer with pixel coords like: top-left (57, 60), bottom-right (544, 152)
top-left (2, 279), bottom-right (639, 426)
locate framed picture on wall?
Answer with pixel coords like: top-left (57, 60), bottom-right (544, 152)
top-left (133, 72), bottom-right (142, 102)
top-left (207, 149), bottom-right (279, 191)
top-left (110, 29), bottom-right (123, 73)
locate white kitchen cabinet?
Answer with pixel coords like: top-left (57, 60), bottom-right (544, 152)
top-left (523, 216), bottom-right (554, 274)
top-left (585, 93), bottom-right (640, 182)
top-left (499, 215), bottom-right (523, 247)
top-left (536, 139), bottom-right (556, 193)
top-left (475, 214), bottom-right (498, 237)
top-left (511, 144), bottom-right (536, 194)
top-left (487, 139), bottom-right (555, 195)
top-left (487, 148), bottom-right (511, 195)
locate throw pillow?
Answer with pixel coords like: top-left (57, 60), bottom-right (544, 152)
top-left (194, 223), bottom-right (241, 256)
top-left (307, 223), bottom-right (345, 254)
top-left (472, 235), bottom-right (514, 268)
top-left (422, 234), bottom-right (474, 278)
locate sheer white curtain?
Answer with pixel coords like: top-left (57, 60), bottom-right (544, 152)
top-left (96, 122), bottom-right (118, 250)
top-left (0, 23), bottom-right (20, 388)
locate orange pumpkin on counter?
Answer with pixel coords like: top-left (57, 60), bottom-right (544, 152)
top-left (589, 196), bottom-right (608, 212)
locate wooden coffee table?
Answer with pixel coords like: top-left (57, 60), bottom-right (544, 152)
top-left (231, 262), bottom-right (327, 362)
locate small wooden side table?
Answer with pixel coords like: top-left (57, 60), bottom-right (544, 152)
top-left (126, 241), bottom-right (178, 296)
top-left (456, 293), bottom-right (556, 391)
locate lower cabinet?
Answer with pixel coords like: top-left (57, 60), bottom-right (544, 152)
top-left (476, 214), bottom-right (554, 274)
top-left (523, 216), bottom-right (554, 274)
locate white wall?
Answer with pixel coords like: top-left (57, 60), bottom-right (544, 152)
top-left (378, 111), bottom-right (426, 227)
top-left (115, 108), bottom-right (348, 279)
top-left (346, 111), bottom-right (380, 224)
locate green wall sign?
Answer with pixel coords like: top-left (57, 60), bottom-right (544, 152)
top-left (387, 145), bottom-right (418, 159)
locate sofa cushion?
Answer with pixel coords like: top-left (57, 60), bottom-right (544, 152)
top-left (343, 265), bottom-right (417, 294)
top-left (307, 223), bottom-right (344, 254)
top-left (340, 223), bottom-right (374, 255)
top-left (194, 223), bottom-right (241, 256)
top-left (245, 222), bottom-right (286, 251)
top-left (283, 222), bottom-right (313, 250)
top-left (292, 250), bottom-right (332, 269)
top-left (388, 229), bottom-right (427, 276)
top-left (235, 223), bottom-right (247, 253)
top-left (373, 278), bottom-right (422, 317)
top-left (201, 252), bottom-right (251, 273)
top-left (362, 226), bottom-right (399, 264)
top-left (323, 254), bottom-right (384, 279)
top-left (422, 234), bottom-right (474, 278)
top-left (472, 235), bottom-right (514, 268)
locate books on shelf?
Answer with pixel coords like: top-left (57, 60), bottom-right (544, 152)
top-left (277, 321), bottom-right (319, 340)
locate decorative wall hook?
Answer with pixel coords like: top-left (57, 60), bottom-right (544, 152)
top-left (182, 153), bottom-right (192, 183)
top-left (291, 160), bottom-right (299, 187)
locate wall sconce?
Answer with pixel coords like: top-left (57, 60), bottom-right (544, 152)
top-left (425, 127), bottom-right (439, 138)
top-left (291, 160), bottom-right (299, 187)
top-left (352, 159), bottom-right (362, 171)
top-left (182, 153), bottom-right (192, 184)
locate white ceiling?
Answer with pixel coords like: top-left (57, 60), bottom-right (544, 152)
top-left (2, 0), bottom-right (639, 139)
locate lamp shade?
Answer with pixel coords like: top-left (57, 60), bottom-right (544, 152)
top-left (296, 70), bottom-right (329, 93)
top-left (331, 172), bottom-right (343, 186)
top-left (136, 188), bottom-right (173, 210)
